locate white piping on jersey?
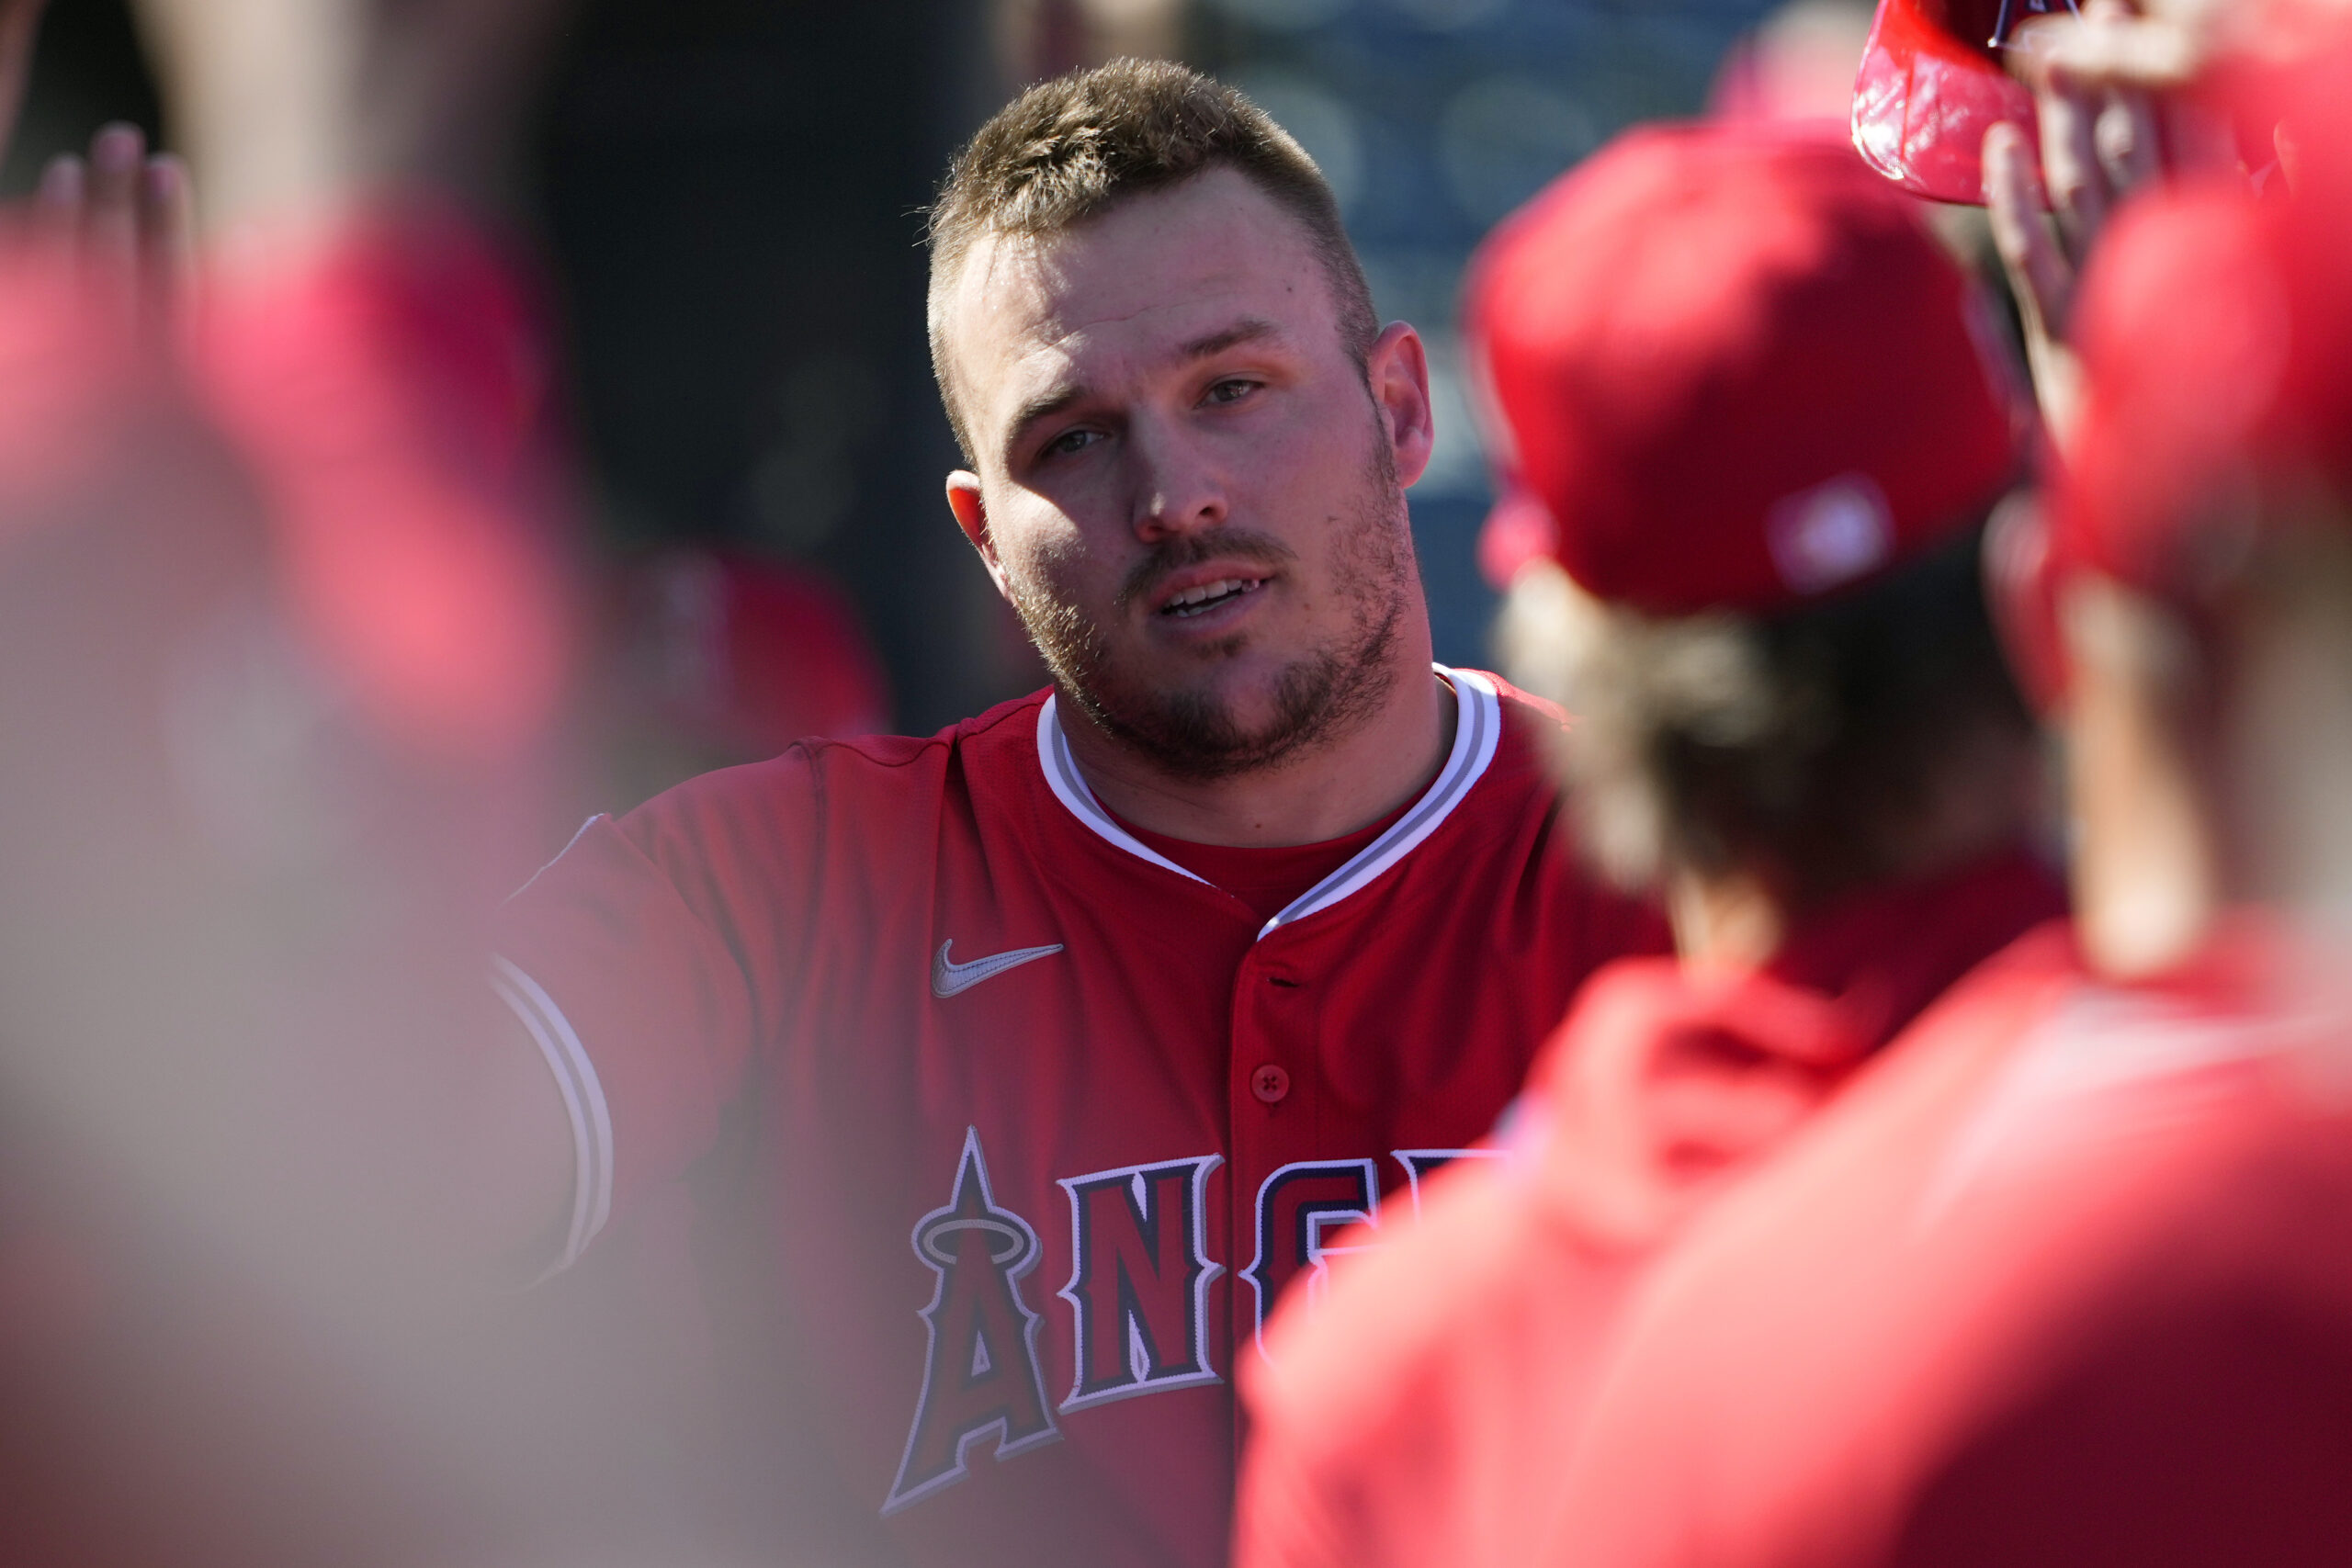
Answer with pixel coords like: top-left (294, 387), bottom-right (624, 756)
top-left (1035, 665), bottom-right (1505, 941)
top-left (492, 955), bottom-right (615, 1280)
top-left (505, 813), bottom-right (604, 905)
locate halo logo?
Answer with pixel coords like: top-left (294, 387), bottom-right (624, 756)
top-left (885, 1127), bottom-right (1059, 1514)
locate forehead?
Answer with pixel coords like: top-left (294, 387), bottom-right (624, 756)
top-left (942, 168), bottom-right (1343, 455)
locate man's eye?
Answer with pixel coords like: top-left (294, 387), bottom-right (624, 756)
top-left (1043, 427), bottom-right (1100, 458)
top-left (1204, 378), bottom-right (1261, 406)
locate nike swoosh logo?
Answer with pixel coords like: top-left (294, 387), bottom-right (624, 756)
top-left (931, 939), bottom-right (1065, 999)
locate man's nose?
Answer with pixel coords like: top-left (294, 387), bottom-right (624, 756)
top-left (1127, 421), bottom-right (1228, 542)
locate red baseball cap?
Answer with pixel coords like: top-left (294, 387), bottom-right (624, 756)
top-left (1465, 123), bottom-right (2022, 617)
top-left (2058, 33), bottom-right (2352, 600)
top-left (1851, 0), bottom-right (2046, 204)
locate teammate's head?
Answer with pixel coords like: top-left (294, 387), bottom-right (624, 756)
top-left (928, 61), bottom-right (1434, 783)
top-left (1477, 125), bottom-right (2037, 925)
top-left (2035, 42), bottom-right (2352, 973)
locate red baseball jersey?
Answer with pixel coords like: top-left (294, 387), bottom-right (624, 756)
top-left (492, 668), bottom-right (1663, 1567)
top-left (1234, 848), bottom-right (2065, 1568)
top-left (1545, 919), bottom-right (2352, 1566)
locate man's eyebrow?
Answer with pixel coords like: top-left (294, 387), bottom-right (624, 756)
top-left (1005, 384), bottom-right (1090, 454)
top-left (1001, 319), bottom-right (1287, 458)
top-left (1179, 317), bottom-right (1284, 361)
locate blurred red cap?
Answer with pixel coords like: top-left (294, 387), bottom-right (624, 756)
top-left (1852, 0), bottom-right (2044, 203)
top-left (2058, 33), bottom-right (2352, 599)
top-left (1465, 123), bottom-right (2021, 616)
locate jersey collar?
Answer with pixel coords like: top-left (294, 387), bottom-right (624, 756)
top-left (1035, 665), bottom-right (1505, 941)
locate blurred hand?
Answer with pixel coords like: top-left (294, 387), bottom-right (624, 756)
top-left (29, 123), bottom-right (195, 337)
top-left (1984, 0), bottom-right (2278, 447)
top-left (2015, 0), bottom-right (2352, 90)
top-left (1994, 0), bottom-right (2211, 446)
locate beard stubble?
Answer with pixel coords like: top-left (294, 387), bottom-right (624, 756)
top-left (1006, 426), bottom-right (1418, 784)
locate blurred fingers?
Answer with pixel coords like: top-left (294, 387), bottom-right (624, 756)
top-left (84, 122), bottom-right (145, 312)
top-left (2033, 73), bottom-right (2109, 261)
top-left (1986, 119), bottom-right (2089, 443)
top-left (1985, 122), bottom-right (2073, 342)
top-left (32, 152), bottom-right (82, 276)
top-left (2094, 85), bottom-right (2163, 194)
top-left (2029, 10), bottom-right (2202, 94)
top-left (141, 153), bottom-right (196, 330)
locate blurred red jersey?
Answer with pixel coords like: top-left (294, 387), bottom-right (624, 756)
top-left (1544, 919), bottom-right (2352, 1566)
top-left (0, 207), bottom-right (583, 1564)
top-left (492, 670), bottom-right (1665, 1567)
top-left (1234, 848), bottom-right (2063, 1568)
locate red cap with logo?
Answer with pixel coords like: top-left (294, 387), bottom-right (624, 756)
top-left (1466, 122), bottom-right (2021, 616)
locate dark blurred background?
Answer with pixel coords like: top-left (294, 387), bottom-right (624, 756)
top-left (2, 0), bottom-right (1797, 757)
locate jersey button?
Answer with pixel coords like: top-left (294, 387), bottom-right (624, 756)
top-left (1250, 1064), bottom-right (1291, 1104)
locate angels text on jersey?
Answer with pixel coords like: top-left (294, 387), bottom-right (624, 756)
top-left (884, 1128), bottom-right (1501, 1514)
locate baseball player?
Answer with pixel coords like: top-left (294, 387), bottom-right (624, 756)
top-left (491, 59), bottom-right (1661, 1567)
top-left (1235, 121), bottom-right (2065, 1568)
top-left (1517, 25), bottom-right (2352, 1564)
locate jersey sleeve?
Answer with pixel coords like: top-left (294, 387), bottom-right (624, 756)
top-left (492, 808), bottom-right (760, 1274)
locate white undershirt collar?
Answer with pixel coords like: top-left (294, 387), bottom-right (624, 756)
top-left (1036, 664), bottom-right (1504, 940)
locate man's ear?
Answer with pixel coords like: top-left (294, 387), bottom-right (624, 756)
top-left (1366, 321), bottom-right (1435, 491)
top-left (946, 472), bottom-right (1014, 602)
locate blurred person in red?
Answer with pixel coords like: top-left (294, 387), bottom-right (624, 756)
top-left (1234, 120), bottom-right (2063, 1568)
top-left (1443, 13), bottom-right (2352, 1567)
top-left (596, 547), bottom-right (892, 811)
top-left (483, 56), bottom-right (1674, 1568)
top-left (0, 1), bottom-right (734, 1562)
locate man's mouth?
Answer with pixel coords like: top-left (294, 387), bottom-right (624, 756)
top-left (1159, 577), bottom-right (1265, 617)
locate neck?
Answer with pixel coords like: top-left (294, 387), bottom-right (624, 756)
top-left (1058, 653), bottom-right (1455, 848)
top-left (2064, 576), bottom-right (2221, 980)
top-left (1669, 867), bottom-right (1787, 972)
top-left (2220, 529), bottom-right (2352, 932)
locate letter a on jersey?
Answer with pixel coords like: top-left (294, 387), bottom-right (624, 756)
top-left (1057, 1156), bottom-right (1224, 1412)
top-left (886, 1127), bottom-right (1059, 1514)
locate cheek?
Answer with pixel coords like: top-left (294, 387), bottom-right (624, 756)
top-left (993, 509), bottom-right (1099, 604)
top-left (1262, 392), bottom-right (1386, 503)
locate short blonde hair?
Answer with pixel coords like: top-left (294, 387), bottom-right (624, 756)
top-left (926, 58), bottom-right (1377, 462)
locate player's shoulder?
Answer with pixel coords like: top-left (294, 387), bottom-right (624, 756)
top-left (626, 689), bottom-right (1047, 826)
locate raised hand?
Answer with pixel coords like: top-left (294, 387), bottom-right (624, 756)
top-left (30, 123), bottom-right (194, 336)
top-left (1983, 0), bottom-right (2251, 446)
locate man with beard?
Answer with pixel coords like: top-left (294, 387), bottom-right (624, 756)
top-left (491, 59), bottom-right (1660, 1568)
